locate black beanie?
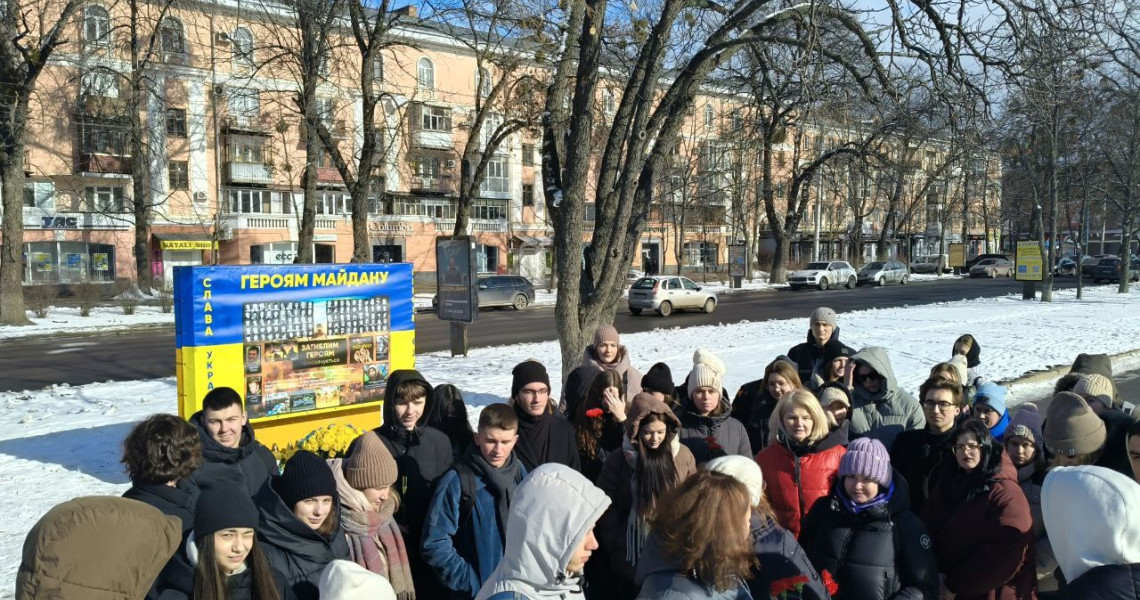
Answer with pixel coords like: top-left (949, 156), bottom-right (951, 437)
top-left (511, 360), bottom-right (551, 398)
top-left (195, 474), bottom-right (258, 537)
top-left (274, 450), bottom-right (337, 508)
top-left (642, 362), bottom-right (675, 396)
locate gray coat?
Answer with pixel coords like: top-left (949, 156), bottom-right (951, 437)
top-left (634, 535), bottom-right (752, 600)
top-left (678, 397), bottom-right (753, 465)
top-left (848, 347), bottom-right (925, 451)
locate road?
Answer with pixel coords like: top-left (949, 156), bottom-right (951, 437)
top-left (0, 276), bottom-right (1084, 392)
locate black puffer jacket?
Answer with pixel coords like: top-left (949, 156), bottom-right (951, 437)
top-left (799, 473), bottom-right (939, 600)
top-left (1062, 563), bottom-right (1140, 600)
top-left (787, 329), bottom-right (855, 387)
top-left (748, 514), bottom-right (831, 600)
top-left (888, 427), bottom-right (957, 513)
top-left (253, 482), bottom-right (350, 600)
top-left (123, 482), bottom-right (197, 536)
top-left (731, 380), bottom-right (779, 452)
top-left (187, 411), bottom-right (279, 498)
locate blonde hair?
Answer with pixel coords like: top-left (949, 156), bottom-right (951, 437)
top-left (769, 389), bottom-right (830, 445)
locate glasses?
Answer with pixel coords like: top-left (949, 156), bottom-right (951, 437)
top-left (953, 442), bottom-right (982, 454)
top-left (518, 388), bottom-right (550, 399)
top-left (922, 400), bottom-right (956, 412)
top-left (858, 371), bottom-right (878, 382)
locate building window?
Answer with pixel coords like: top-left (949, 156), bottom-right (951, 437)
top-left (585, 202), bottom-right (596, 222)
top-left (23, 182), bottom-right (55, 210)
top-left (522, 183), bottom-right (534, 207)
top-left (227, 188), bottom-right (272, 213)
top-left (168, 161), bottom-right (188, 190)
top-left (86, 186), bottom-right (125, 212)
top-left (227, 88), bottom-right (260, 123)
top-left (704, 104), bottom-right (715, 128)
top-left (228, 135), bottom-right (264, 163)
top-left (603, 89), bottom-right (616, 115)
top-left (80, 69), bottom-right (119, 99)
top-left (371, 53), bottom-right (384, 83)
top-left (476, 244), bottom-right (498, 273)
top-left (417, 57), bottom-right (435, 90)
top-left (80, 122), bottom-right (127, 155)
top-left (731, 109), bottom-right (742, 131)
top-left (316, 97), bottom-right (335, 130)
top-left (251, 241), bottom-right (297, 264)
top-left (477, 67), bottom-right (492, 98)
top-left (166, 107), bottom-right (187, 137)
top-left (159, 17), bottom-right (185, 56)
top-left (472, 199), bottom-right (507, 220)
top-left (480, 155), bottom-right (509, 195)
top-left (84, 5), bottom-right (111, 47)
top-left (421, 105), bottom-right (450, 131)
top-left (232, 27), bottom-right (254, 69)
top-left (24, 241), bottom-right (115, 284)
top-left (316, 192), bottom-right (350, 215)
top-left (522, 144), bottom-right (534, 166)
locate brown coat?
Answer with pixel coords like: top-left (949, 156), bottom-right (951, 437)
top-left (17, 496), bottom-right (181, 600)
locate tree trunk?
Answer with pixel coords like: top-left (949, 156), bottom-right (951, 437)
top-left (128, 0), bottom-right (153, 291)
top-left (298, 120), bottom-right (318, 263)
top-left (0, 133), bottom-right (30, 325)
top-left (1120, 214), bottom-right (1134, 294)
top-left (350, 182), bottom-right (369, 262)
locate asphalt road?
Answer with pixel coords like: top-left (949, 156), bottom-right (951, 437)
top-left (0, 276), bottom-right (1084, 392)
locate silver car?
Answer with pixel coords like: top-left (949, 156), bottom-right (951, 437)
top-left (628, 276), bottom-right (717, 317)
top-left (857, 260), bottom-right (910, 286)
top-left (788, 261), bottom-right (858, 291)
top-left (431, 275), bottom-right (536, 310)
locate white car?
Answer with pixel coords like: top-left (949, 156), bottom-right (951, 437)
top-left (788, 261), bottom-right (858, 291)
top-left (628, 276), bottom-right (717, 317)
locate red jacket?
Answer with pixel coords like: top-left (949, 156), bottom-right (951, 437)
top-left (756, 428), bottom-right (846, 538)
top-left (921, 453), bottom-right (1036, 600)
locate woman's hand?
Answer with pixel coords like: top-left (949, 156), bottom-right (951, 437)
top-left (603, 386), bottom-right (626, 423)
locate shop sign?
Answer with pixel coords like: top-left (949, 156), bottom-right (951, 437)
top-left (161, 240), bottom-right (214, 251)
top-left (41, 217), bottom-right (79, 229)
top-left (368, 221), bottom-right (414, 235)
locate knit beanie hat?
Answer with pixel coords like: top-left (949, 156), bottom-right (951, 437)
top-left (511, 360), bottom-right (551, 399)
top-left (974, 382), bottom-right (1008, 416)
top-left (839, 437), bottom-right (892, 486)
top-left (194, 474), bottom-right (259, 537)
top-left (818, 383), bottom-right (851, 408)
top-left (692, 348), bottom-right (727, 377)
top-left (1007, 404), bottom-right (1044, 451)
top-left (1073, 373), bottom-right (1116, 408)
top-left (947, 355), bottom-right (969, 386)
top-left (687, 363), bottom-right (723, 398)
top-left (822, 344), bottom-right (855, 365)
top-left (642, 362), bottom-right (675, 396)
top-left (592, 325), bottom-right (620, 348)
top-left (319, 560), bottom-right (396, 600)
top-left (1044, 391), bottom-right (1107, 458)
top-left (810, 307), bottom-right (837, 328)
top-left (706, 456), bottom-right (764, 508)
top-left (275, 450), bottom-right (338, 508)
top-left (343, 431), bottom-right (398, 490)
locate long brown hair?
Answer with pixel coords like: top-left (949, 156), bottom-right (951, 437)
top-left (635, 412), bottom-right (678, 517)
top-left (574, 370), bottom-right (625, 460)
top-left (650, 471), bottom-right (757, 591)
top-left (194, 532), bottom-right (281, 600)
top-left (763, 360), bottom-right (803, 394)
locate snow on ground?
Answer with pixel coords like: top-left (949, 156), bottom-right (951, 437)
top-left (0, 305), bottom-right (176, 340)
top-left (1, 284), bottom-right (1139, 594)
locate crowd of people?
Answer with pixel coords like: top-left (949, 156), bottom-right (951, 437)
top-left (14, 307), bottom-right (1140, 600)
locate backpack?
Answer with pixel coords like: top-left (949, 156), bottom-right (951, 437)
top-left (453, 461), bottom-right (478, 527)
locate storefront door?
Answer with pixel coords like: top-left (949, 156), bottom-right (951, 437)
top-left (372, 244), bottom-right (403, 263)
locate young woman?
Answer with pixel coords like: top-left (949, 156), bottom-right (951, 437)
top-left (596, 392), bottom-right (698, 596)
top-left (427, 384), bottom-right (475, 463)
top-left (920, 419), bottom-right (1035, 600)
top-left (562, 324), bottom-right (643, 416)
top-left (952, 334), bottom-right (983, 385)
top-left (732, 358), bottom-right (804, 452)
top-left (799, 438), bottom-right (938, 600)
top-left (818, 382), bottom-right (852, 431)
top-left (573, 370), bottom-right (629, 481)
top-left (327, 431), bottom-right (414, 600)
top-left (681, 362), bottom-right (753, 464)
top-left (810, 345), bottom-right (855, 391)
top-left (635, 470), bottom-right (756, 599)
top-left (756, 390), bottom-right (847, 538)
top-left (255, 450), bottom-right (350, 600)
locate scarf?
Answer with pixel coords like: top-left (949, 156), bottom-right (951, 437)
top-left (330, 459), bottom-right (416, 600)
top-left (464, 450), bottom-right (524, 539)
top-left (515, 405), bottom-right (554, 468)
top-left (837, 479), bottom-right (895, 515)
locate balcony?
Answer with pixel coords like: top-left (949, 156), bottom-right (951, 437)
top-left (409, 174), bottom-right (456, 195)
top-left (316, 166), bottom-right (342, 183)
top-left (411, 129), bottom-right (453, 150)
top-left (223, 115), bottom-right (272, 136)
top-left (227, 162), bottom-right (274, 184)
top-left (77, 153), bottom-right (133, 175)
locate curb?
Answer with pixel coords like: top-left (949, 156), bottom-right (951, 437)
top-left (1000, 347), bottom-right (1140, 388)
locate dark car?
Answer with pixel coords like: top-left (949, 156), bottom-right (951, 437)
top-left (1092, 257), bottom-right (1140, 284)
top-left (431, 275), bottom-right (536, 310)
top-left (1053, 257), bottom-right (1078, 277)
top-left (964, 253), bottom-right (1010, 272)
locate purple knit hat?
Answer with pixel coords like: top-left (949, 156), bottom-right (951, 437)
top-left (1007, 404), bottom-right (1044, 452)
top-left (839, 438), bottom-right (892, 486)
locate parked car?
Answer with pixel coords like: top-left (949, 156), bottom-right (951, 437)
top-left (1092, 257), bottom-right (1140, 284)
top-left (857, 260), bottom-right (910, 286)
top-left (431, 275), bottom-right (536, 310)
top-left (964, 253), bottom-right (1010, 272)
top-left (969, 258), bottom-right (1014, 278)
top-left (910, 255), bottom-right (951, 274)
top-left (1053, 257), bottom-right (1078, 277)
top-left (788, 261), bottom-right (858, 291)
top-left (628, 276), bottom-right (717, 317)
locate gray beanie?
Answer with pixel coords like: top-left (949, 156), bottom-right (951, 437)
top-left (810, 307), bottom-right (837, 328)
top-left (1044, 391), bottom-right (1107, 457)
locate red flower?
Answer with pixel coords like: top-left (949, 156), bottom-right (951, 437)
top-left (821, 570), bottom-right (839, 595)
top-left (585, 408), bottom-right (604, 419)
top-left (770, 574), bottom-right (810, 598)
top-left (705, 435), bottom-right (723, 451)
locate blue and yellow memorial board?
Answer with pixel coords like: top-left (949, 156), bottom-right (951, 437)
top-left (174, 264), bottom-right (415, 449)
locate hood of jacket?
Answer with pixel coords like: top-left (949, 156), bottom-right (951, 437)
top-left (850, 346), bottom-right (900, 403)
top-left (1072, 353), bottom-right (1113, 380)
top-left (380, 369), bottom-right (434, 433)
top-left (255, 478), bottom-right (347, 563)
top-left (1042, 465), bottom-right (1140, 583)
top-left (190, 410), bottom-right (263, 464)
top-left (479, 464), bottom-right (611, 599)
top-left (16, 496), bottom-right (181, 600)
top-left (625, 392), bottom-right (681, 439)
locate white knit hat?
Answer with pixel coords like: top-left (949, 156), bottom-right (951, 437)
top-left (688, 363), bottom-right (723, 397)
top-left (692, 348), bottom-right (726, 376)
top-left (706, 455), bottom-right (764, 507)
top-left (319, 560), bottom-right (396, 600)
top-left (947, 355), bottom-right (968, 386)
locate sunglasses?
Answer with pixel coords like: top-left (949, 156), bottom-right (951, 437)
top-left (857, 371), bottom-right (878, 382)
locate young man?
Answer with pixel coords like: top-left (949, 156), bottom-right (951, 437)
top-left (422, 404), bottom-right (528, 600)
top-left (890, 377), bottom-right (962, 512)
top-left (187, 386), bottom-right (278, 497)
top-left (786, 307), bottom-right (855, 386)
top-left (474, 463), bottom-right (611, 600)
top-left (510, 360), bottom-right (581, 471)
top-left (848, 346), bottom-right (924, 450)
top-left (121, 414), bottom-right (202, 534)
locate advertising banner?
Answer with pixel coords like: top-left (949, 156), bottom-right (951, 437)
top-left (948, 243), bottom-right (966, 269)
top-left (174, 264), bottom-right (415, 447)
top-left (93, 253), bottom-right (110, 271)
top-left (1015, 241), bottom-right (1044, 281)
top-left (435, 236), bottom-right (478, 323)
top-left (728, 244), bottom-right (746, 278)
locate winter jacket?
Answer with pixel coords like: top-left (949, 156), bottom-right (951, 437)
top-left (634, 534), bottom-right (752, 600)
top-left (1062, 564), bottom-right (1140, 600)
top-left (889, 426), bottom-right (957, 513)
top-left (187, 410), bottom-right (280, 498)
top-left (475, 464), bottom-right (612, 600)
top-left (731, 379), bottom-right (780, 452)
top-left (123, 481), bottom-right (198, 536)
top-left (513, 408), bottom-right (582, 472)
top-left (756, 427), bottom-right (848, 538)
top-left (422, 455), bottom-right (528, 599)
top-left (1015, 463), bottom-right (1057, 592)
top-left (788, 329), bottom-right (856, 388)
top-left (748, 514), bottom-right (830, 600)
top-left (595, 396), bottom-right (698, 586)
top-left (920, 454), bottom-right (1035, 600)
top-left (848, 347), bottom-right (925, 451)
top-left (155, 532), bottom-right (296, 600)
top-left (679, 396), bottom-right (753, 465)
top-left (799, 473), bottom-right (939, 600)
top-left (254, 481), bottom-right (351, 600)
top-left (1096, 408), bottom-right (1136, 478)
top-left (16, 496), bottom-right (182, 600)
top-left (562, 345), bottom-right (644, 416)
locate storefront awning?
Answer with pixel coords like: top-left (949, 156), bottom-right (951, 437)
top-left (154, 232), bottom-right (215, 251)
top-left (513, 235), bottom-right (553, 248)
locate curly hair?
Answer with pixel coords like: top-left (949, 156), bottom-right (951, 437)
top-left (122, 414), bottom-right (202, 485)
top-left (574, 370), bottom-right (625, 460)
top-left (650, 470), bottom-right (757, 591)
